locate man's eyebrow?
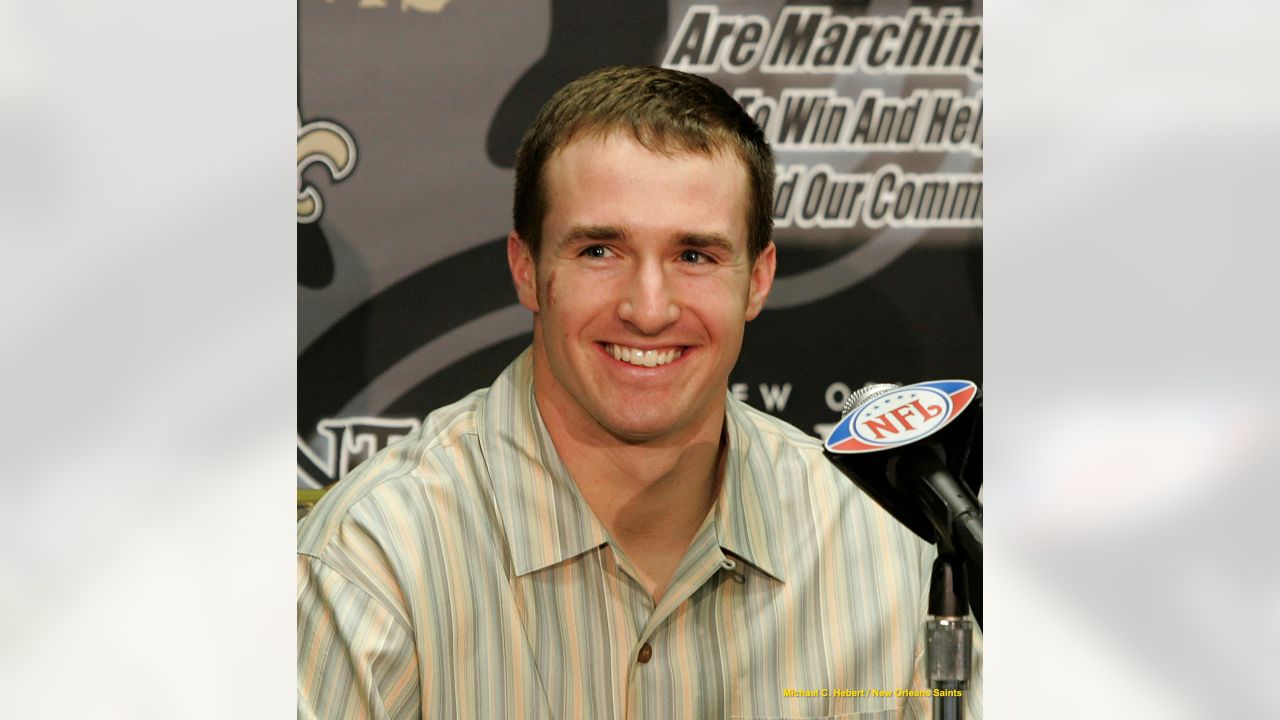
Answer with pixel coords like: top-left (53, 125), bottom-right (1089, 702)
top-left (679, 233), bottom-right (736, 253)
top-left (561, 225), bottom-right (626, 244)
top-left (555, 226), bottom-right (737, 253)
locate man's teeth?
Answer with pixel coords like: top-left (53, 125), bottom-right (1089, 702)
top-left (607, 344), bottom-right (683, 367)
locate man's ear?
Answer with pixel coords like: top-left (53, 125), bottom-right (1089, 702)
top-left (507, 230), bottom-right (540, 312)
top-left (745, 241), bottom-right (776, 321)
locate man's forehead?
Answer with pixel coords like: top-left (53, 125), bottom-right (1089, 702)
top-left (549, 126), bottom-right (743, 170)
top-left (542, 130), bottom-right (751, 237)
top-left (547, 146), bottom-right (746, 192)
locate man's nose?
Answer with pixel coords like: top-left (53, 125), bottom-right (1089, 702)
top-left (617, 259), bottom-right (680, 334)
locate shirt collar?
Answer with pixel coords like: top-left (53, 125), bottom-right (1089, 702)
top-left (714, 395), bottom-right (787, 582)
top-left (478, 349), bottom-right (610, 577)
top-left (478, 348), bottom-right (787, 582)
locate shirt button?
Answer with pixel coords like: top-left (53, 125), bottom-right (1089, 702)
top-left (637, 642), bottom-right (653, 664)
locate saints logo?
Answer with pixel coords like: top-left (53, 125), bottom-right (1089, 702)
top-left (297, 111), bottom-right (357, 224)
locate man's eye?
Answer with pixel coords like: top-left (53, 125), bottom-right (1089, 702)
top-left (581, 245), bottom-right (611, 258)
top-left (679, 250), bottom-right (710, 264)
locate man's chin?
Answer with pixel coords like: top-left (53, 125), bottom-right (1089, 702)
top-left (591, 406), bottom-right (714, 446)
top-left (598, 418), bottom-right (677, 445)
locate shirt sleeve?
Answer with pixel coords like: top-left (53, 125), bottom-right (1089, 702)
top-left (298, 554), bottom-right (421, 720)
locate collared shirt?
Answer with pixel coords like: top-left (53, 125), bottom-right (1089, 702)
top-left (298, 349), bottom-right (982, 719)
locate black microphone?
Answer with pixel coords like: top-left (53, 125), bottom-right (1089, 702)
top-left (822, 381), bottom-right (983, 573)
top-left (826, 380), bottom-right (985, 684)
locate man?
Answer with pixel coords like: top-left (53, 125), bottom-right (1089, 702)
top-left (298, 65), bottom-right (981, 719)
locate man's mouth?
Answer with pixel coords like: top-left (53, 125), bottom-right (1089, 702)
top-left (602, 343), bottom-right (684, 368)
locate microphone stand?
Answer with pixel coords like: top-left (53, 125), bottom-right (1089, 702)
top-left (925, 550), bottom-right (972, 720)
top-left (898, 446), bottom-right (978, 719)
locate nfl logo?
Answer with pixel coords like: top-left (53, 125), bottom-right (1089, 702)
top-left (825, 380), bottom-right (977, 454)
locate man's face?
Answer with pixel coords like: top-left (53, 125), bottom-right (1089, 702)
top-left (508, 131), bottom-right (776, 444)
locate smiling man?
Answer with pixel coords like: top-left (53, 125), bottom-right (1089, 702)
top-left (508, 120), bottom-right (775, 604)
top-left (298, 66), bottom-right (981, 719)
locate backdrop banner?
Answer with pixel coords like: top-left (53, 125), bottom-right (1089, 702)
top-left (298, 0), bottom-right (982, 488)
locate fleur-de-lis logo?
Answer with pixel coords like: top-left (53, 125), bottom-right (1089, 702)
top-left (297, 111), bottom-right (357, 223)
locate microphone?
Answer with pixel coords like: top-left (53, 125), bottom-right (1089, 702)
top-left (826, 380), bottom-right (984, 686)
top-left (822, 380), bottom-right (983, 574)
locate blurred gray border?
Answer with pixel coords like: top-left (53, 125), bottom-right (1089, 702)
top-left (2, 1), bottom-right (1278, 717)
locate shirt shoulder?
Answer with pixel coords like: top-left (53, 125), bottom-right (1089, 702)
top-left (730, 396), bottom-right (934, 563)
top-left (296, 386), bottom-right (492, 564)
top-left (732, 396), bottom-right (826, 451)
top-left (729, 396), bottom-right (837, 483)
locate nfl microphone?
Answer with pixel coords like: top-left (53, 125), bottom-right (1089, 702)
top-left (822, 380), bottom-right (983, 574)
top-left (824, 380), bottom-right (982, 720)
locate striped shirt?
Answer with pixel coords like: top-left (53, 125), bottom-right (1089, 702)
top-left (298, 349), bottom-right (982, 719)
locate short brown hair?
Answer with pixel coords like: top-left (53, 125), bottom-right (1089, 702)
top-left (513, 65), bottom-right (774, 261)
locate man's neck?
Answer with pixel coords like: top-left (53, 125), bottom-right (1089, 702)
top-left (532, 388), bottom-right (726, 605)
